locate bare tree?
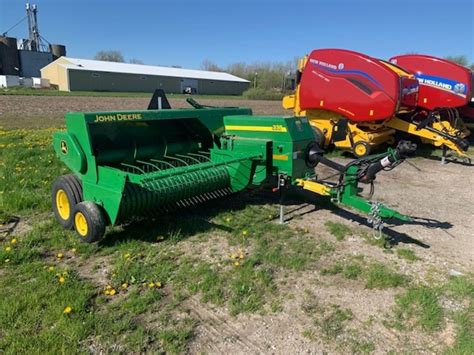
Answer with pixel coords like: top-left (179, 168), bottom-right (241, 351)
top-left (444, 55), bottom-right (469, 67)
top-left (201, 59), bottom-right (222, 72)
top-left (94, 50), bottom-right (125, 63)
top-left (129, 58), bottom-right (144, 64)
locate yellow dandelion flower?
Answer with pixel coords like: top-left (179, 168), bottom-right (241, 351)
top-left (48, 266), bottom-right (54, 272)
top-left (63, 306), bottom-right (72, 314)
top-left (5, 246), bottom-right (11, 252)
top-left (10, 238), bottom-right (17, 244)
top-left (59, 276), bottom-right (65, 284)
top-left (71, 248), bottom-right (76, 253)
top-left (234, 261), bottom-right (240, 267)
top-left (148, 282), bottom-right (155, 288)
top-left (155, 281), bottom-right (162, 288)
top-left (109, 289), bottom-right (116, 296)
top-left (121, 283), bottom-right (128, 289)
top-left (104, 290), bottom-right (110, 295)
top-left (239, 254), bottom-right (244, 259)
top-left (57, 253), bottom-right (64, 259)
top-left (124, 253), bottom-right (131, 259)
top-left (242, 230), bottom-right (248, 236)
top-left (105, 285), bottom-right (112, 290)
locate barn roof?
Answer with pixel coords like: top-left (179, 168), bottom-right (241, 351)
top-left (46, 57), bottom-right (250, 83)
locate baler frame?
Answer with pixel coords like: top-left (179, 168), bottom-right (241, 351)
top-left (52, 100), bottom-right (415, 243)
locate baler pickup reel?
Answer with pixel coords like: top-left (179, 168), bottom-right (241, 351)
top-left (51, 101), bottom-right (415, 243)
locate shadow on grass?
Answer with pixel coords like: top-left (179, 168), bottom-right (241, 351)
top-left (98, 190), bottom-right (274, 247)
top-left (98, 180), bottom-right (453, 250)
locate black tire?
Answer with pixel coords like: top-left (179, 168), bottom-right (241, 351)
top-left (73, 201), bottom-right (106, 243)
top-left (65, 174), bottom-right (83, 202)
top-left (52, 175), bottom-right (83, 229)
top-left (353, 141), bottom-right (371, 158)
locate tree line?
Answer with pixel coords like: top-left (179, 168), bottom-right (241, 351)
top-left (95, 50), bottom-right (474, 93)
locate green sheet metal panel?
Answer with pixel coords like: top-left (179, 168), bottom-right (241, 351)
top-left (223, 115), bottom-right (315, 179)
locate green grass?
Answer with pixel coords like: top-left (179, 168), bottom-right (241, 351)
top-left (364, 263), bottom-right (407, 289)
top-left (385, 275), bottom-right (474, 352)
top-left (344, 263), bottom-right (363, 279)
top-left (320, 258), bottom-right (402, 286)
top-left (324, 221), bottom-right (353, 241)
top-left (0, 87), bottom-right (243, 99)
top-left (321, 262), bottom-right (344, 276)
top-left (2, 127), bottom-right (473, 352)
top-left (303, 301), bottom-right (354, 341)
top-left (0, 129), bottom-right (66, 217)
top-left (396, 248), bottom-right (420, 262)
top-left (0, 127), bottom-right (340, 351)
top-left (443, 276), bottom-right (474, 354)
top-left (394, 286), bottom-right (443, 332)
top-left (443, 275), bottom-right (474, 299)
top-left (318, 305), bottom-right (354, 339)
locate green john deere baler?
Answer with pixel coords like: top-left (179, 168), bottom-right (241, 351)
top-left (52, 99), bottom-right (414, 242)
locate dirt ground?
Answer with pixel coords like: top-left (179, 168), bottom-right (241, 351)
top-left (183, 157), bottom-right (474, 354)
top-left (0, 95), bottom-right (286, 129)
top-left (1, 94), bottom-right (473, 353)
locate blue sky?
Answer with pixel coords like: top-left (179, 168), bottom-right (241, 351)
top-left (1, 0), bottom-right (473, 69)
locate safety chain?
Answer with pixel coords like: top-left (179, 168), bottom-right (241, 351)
top-left (367, 202), bottom-right (384, 240)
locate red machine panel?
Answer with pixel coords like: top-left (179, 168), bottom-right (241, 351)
top-left (299, 49), bottom-right (417, 122)
top-left (390, 54), bottom-right (472, 110)
top-left (378, 60), bottom-right (419, 112)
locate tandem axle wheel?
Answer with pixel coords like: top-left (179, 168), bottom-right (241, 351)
top-left (52, 175), bottom-right (106, 243)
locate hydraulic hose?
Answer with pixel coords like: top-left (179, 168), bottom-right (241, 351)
top-left (359, 141), bottom-right (416, 183)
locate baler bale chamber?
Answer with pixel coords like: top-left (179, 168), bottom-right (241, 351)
top-left (52, 107), bottom-right (259, 242)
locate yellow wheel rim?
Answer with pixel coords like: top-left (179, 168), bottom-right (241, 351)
top-left (56, 189), bottom-right (70, 220)
top-left (354, 143), bottom-right (367, 156)
top-left (75, 212), bottom-right (88, 237)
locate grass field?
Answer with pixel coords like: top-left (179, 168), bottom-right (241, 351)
top-left (1, 92), bottom-right (473, 353)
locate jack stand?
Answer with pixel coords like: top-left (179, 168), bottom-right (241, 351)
top-left (441, 146), bottom-right (447, 165)
top-left (279, 204), bottom-right (285, 224)
top-left (277, 174), bottom-right (288, 224)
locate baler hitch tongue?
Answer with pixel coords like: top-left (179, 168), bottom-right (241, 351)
top-left (367, 202), bottom-right (411, 241)
top-left (301, 143), bottom-right (415, 240)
